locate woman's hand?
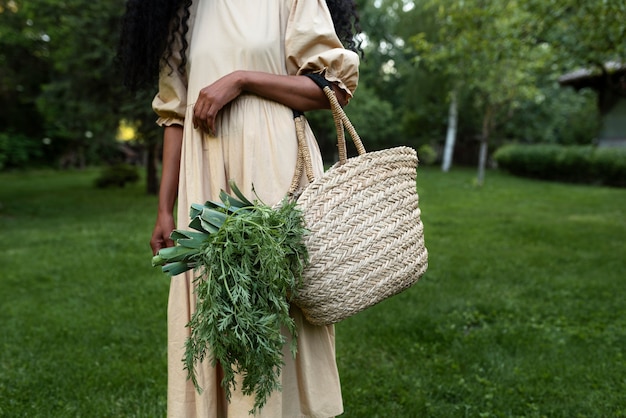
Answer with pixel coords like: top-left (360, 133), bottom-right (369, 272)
top-left (150, 212), bottom-right (176, 255)
top-left (151, 125), bottom-right (183, 255)
top-left (192, 70), bottom-right (349, 135)
top-left (193, 71), bottom-right (244, 135)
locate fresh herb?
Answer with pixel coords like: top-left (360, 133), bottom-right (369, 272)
top-left (152, 182), bottom-right (308, 414)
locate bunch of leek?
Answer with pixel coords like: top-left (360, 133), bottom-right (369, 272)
top-left (152, 183), bottom-right (308, 414)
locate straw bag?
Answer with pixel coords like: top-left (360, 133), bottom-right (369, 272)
top-left (289, 73), bottom-right (428, 326)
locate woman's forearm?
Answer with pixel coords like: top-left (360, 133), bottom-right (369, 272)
top-left (150, 125), bottom-right (183, 254)
top-left (158, 125), bottom-right (183, 215)
top-left (192, 70), bottom-right (349, 135)
top-left (238, 70), bottom-right (348, 110)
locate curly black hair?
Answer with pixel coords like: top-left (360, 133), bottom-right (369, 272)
top-left (118, 0), bottom-right (362, 91)
top-left (326, 0), bottom-right (362, 53)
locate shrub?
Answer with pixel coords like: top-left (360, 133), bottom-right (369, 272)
top-left (417, 144), bottom-right (437, 165)
top-left (494, 144), bottom-right (626, 187)
top-left (555, 146), bottom-right (594, 182)
top-left (591, 147), bottom-right (626, 187)
top-left (493, 144), bottom-right (562, 179)
top-left (0, 131), bottom-right (43, 170)
top-left (94, 163), bottom-right (140, 188)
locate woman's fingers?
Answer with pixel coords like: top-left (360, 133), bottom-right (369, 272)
top-left (193, 99), bottom-right (218, 135)
top-left (192, 73), bottom-right (243, 135)
top-left (192, 92), bottom-right (206, 132)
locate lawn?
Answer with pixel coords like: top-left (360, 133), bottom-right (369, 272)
top-left (0, 167), bottom-right (624, 417)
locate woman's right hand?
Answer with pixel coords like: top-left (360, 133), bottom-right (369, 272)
top-left (193, 71), bottom-right (244, 135)
top-left (151, 125), bottom-right (183, 255)
top-left (150, 212), bottom-right (176, 255)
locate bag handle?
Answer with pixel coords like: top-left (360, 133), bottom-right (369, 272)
top-left (288, 73), bottom-right (366, 195)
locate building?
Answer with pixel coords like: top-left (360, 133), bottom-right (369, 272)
top-left (559, 62), bottom-right (626, 147)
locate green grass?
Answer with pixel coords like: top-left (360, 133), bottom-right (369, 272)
top-left (337, 168), bottom-right (626, 417)
top-left (0, 169), bottom-right (167, 417)
top-left (1, 167), bottom-right (625, 417)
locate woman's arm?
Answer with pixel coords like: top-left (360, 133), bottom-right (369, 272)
top-left (192, 70), bottom-right (347, 135)
top-left (240, 71), bottom-right (348, 109)
top-left (150, 125), bottom-right (183, 255)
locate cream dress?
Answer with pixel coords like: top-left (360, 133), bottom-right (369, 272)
top-left (152, 0), bottom-right (359, 416)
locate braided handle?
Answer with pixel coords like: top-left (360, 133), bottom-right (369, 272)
top-left (288, 74), bottom-right (366, 196)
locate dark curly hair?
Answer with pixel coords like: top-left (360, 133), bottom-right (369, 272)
top-left (118, 0), bottom-right (362, 91)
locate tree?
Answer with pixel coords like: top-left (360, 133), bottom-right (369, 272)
top-left (0, 0), bottom-right (51, 168)
top-left (526, 0), bottom-right (626, 70)
top-left (119, 88), bottom-right (162, 194)
top-left (0, 0), bottom-right (131, 169)
top-left (0, 1), bottom-right (49, 133)
top-left (528, 0), bottom-right (626, 141)
top-left (33, 0), bottom-right (127, 167)
top-left (352, 0), bottom-right (452, 152)
top-left (0, 0), bottom-right (161, 193)
top-left (441, 90), bottom-right (458, 172)
top-left (411, 0), bottom-right (552, 184)
top-left (358, 0), bottom-right (623, 178)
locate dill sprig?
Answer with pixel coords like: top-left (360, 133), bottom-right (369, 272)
top-left (152, 182), bottom-right (308, 414)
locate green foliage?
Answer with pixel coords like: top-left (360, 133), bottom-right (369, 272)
top-left (1, 168), bottom-right (626, 416)
top-left (0, 1), bottom-right (50, 140)
top-left (417, 144), bottom-right (437, 165)
top-left (34, 0), bottom-right (127, 161)
top-left (498, 84), bottom-right (601, 145)
top-left (153, 185), bottom-right (308, 414)
top-left (189, 199), bottom-right (306, 414)
top-left (412, 0), bottom-right (551, 144)
top-left (1, 0), bottom-right (136, 169)
top-left (494, 144), bottom-right (626, 187)
top-left (307, 86), bottom-right (403, 162)
top-left (524, 0), bottom-right (626, 67)
top-left (494, 144), bottom-right (563, 178)
top-left (3, 0), bottom-right (625, 171)
top-left (592, 147), bottom-right (626, 188)
top-left (356, 0), bottom-right (623, 165)
top-left (94, 163), bottom-right (140, 188)
top-left (0, 131), bottom-right (43, 170)
top-left (344, 85), bottom-right (404, 150)
top-left (555, 145), bottom-right (595, 182)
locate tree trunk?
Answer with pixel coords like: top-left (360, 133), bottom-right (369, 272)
top-left (476, 105), bottom-right (493, 186)
top-left (477, 140), bottom-right (488, 186)
top-left (441, 90), bottom-right (458, 172)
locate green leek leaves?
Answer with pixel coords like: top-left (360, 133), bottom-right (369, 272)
top-left (152, 182), bottom-right (308, 414)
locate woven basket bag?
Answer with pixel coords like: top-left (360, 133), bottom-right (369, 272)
top-left (289, 74), bottom-right (428, 326)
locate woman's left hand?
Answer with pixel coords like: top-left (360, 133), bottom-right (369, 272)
top-left (192, 71), bottom-right (244, 135)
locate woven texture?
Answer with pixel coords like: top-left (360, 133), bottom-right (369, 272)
top-left (292, 146), bottom-right (428, 325)
top-left (288, 75), bottom-right (428, 325)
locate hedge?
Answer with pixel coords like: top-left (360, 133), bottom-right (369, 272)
top-left (493, 144), bottom-right (626, 187)
top-left (94, 163), bottom-right (140, 188)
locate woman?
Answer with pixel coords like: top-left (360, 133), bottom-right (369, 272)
top-left (119, 0), bottom-right (361, 416)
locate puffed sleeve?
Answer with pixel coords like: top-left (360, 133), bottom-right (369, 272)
top-left (285, 0), bottom-right (360, 99)
top-left (152, 33), bottom-right (188, 127)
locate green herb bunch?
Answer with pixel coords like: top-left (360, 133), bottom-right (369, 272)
top-left (152, 183), bottom-right (308, 414)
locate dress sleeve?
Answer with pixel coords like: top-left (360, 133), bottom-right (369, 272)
top-left (152, 35), bottom-right (188, 127)
top-left (285, 0), bottom-right (360, 99)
